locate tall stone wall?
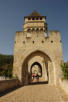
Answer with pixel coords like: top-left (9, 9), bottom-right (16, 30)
top-left (13, 30), bottom-right (63, 85)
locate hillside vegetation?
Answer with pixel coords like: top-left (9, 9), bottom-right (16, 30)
top-left (61, 62), bottom-right (68, 80)
top-left (0, 54), bottom-right (13, 78)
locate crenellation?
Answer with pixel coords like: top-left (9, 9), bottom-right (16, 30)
top-left (49, 30), bottom-right (61, 42)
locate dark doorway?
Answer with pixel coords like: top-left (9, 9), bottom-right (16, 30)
top-left (29, 62), bottom-right (42, 83)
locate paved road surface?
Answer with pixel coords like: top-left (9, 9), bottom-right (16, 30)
top-left (0, 84), bottom-right (67, 102)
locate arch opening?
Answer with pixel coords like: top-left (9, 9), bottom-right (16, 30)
top-left (30, 62), bottom-right (42, 77)
top-left (22, 50), bottom-right (53, 85)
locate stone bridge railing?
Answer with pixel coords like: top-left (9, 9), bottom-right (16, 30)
top-left (0, 79), bottom-right (20, 94)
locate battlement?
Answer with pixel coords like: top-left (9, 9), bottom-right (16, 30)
top-left (15, 11), bottom-right (61, 43)
top-left (48, 30), bottom-right (61, 41)
top-left (15, 30), bottom-right (61, 42)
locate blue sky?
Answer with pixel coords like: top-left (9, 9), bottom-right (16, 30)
top-left (0, 0), bottom-right (68, 61)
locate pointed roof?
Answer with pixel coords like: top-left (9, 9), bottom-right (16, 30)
top-left (24, 10), bottom-right (46, 18)
top-left (29, 10), bottom-right (41, 17)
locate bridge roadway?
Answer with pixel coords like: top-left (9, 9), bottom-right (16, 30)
top-left (0, 84), bottom-right (68, 102)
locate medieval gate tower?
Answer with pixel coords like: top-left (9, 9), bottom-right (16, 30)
top-left (13, 11), bottom-right (63, 85)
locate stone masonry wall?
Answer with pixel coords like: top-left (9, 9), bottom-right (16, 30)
top-left (13, 30), bottom-right (63, 85)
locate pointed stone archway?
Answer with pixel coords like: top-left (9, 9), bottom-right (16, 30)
top-left (21, 50), bottom-right (54, 85)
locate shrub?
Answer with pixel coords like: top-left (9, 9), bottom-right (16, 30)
top-left (0, 54), bottom-right (13, 78)
top-left (61, 63), bottom-right (68, 80)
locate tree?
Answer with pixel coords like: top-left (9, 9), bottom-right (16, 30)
top-left (0, 54), bottom-right (13, 78)
top-left (61, 62), bottom-right (68, 80)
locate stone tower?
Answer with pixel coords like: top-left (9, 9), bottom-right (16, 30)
top-left (13, 11), bottom-right (63, 85)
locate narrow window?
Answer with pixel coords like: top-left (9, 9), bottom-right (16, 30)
top-left (36, 28), bottom-right (39, 31)
top-left (23, 41), bottom-right (25, 44)
top-left (40, 28), bottom-right (43, 31)
top-left (32, 28), bottom-right (34, 31)
top-left (28, 18), bottom-right (31, 20)
top-left (51, 40), bottom-right (53, 43)
top-left (27, 29), bottom-right (30, 32)
top-left (36, 18), bottom-right (38, 20)
top-left (32, 18), bottom-right (35, 20)
top-left (32, 41), bottom-right (34, 44)
top-left (40, 17), bottom-right (42, 20)
top-left (42, 40), bottom-right (44, 43)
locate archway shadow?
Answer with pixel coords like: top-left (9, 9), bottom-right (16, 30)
top-left (27, 81), bottom-right (48, 86)
top-left (0, 81), bottom-right (48, 97)
top-left (0, 85), bottom-right (23, 97)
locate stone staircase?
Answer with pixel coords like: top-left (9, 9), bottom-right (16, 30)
top-left (0, 84), bottom-right (67, 102)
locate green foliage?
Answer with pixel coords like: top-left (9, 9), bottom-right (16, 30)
top-left (61, 62), bottom-right (68, 80)
top-left (0, 54), bottom-right (13, 78)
